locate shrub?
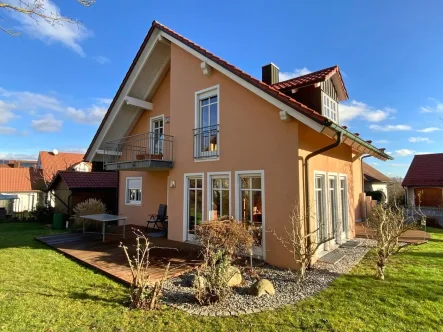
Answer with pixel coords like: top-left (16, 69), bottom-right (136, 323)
top-left (30, 205), bottom-right (54, 223)
top-left (71, 199), bottom-right (106, 230)
top-left (120, 229), bottom-right (171, 310)
top-left (194, 220), bottom-right (254, 305)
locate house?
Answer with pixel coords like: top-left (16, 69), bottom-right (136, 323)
top-left (363, 162), bottom-right (391, 202)
top-left (0, 167), bottom-right (44, 213)
top-left (84, 21), bottom-right (392, 268)
top-left (37, 150), bottom-right (91, 184)
top-left (48, 171), bottom-right (118, 215)
top-left (403, 153), bottom-right (443, 207)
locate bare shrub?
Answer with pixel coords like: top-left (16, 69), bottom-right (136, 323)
top-left (194, 220), bottom-right (254, 305)
top-left (365, 201), bottom-right (424, 280)
top-left (120, 229), bottom-right (172, 310)
top-left (70, 198), bottom-right (106, 230)
top-left (271, 202), bottom-right (333, 282)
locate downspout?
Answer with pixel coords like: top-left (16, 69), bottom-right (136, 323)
top-left (304, 131), bottom-right (343, 253)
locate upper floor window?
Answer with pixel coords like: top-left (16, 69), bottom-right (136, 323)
top-left (194, 86), bottom-right (219, 159)
top-left (322, 92), bottom-right (338, 123)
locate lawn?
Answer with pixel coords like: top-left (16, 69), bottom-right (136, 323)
top-left (0, 223), bottom-right (442, 332)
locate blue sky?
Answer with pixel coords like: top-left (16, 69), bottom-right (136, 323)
top-left (1, 0), bottom-right (443, 176)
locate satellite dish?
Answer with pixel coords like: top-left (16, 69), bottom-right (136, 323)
top-left (52, 149), bottom-right (59, 155)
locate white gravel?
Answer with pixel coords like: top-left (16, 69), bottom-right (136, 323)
top-left (162, 238), bottom-right (376, 316)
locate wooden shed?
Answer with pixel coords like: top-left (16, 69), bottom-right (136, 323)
top-left (48, 171), bottom-right (118, 215)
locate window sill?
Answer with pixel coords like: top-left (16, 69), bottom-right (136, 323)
top-left (125, 202), bottom-right (142, 206)
top-left (193, 156), bottom-right (219, 163)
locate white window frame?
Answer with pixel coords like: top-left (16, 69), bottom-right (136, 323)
top-left (314, 171), bottom-right (327, 252)
top-left (183, 172), bottom-right (205, 242)
top-left (339, 173), bottom-right (349, 239)
top-left (328, 172), bottom-right (339, 242)
top-left (235, 170), bottom-right (265, 259)
top-left (322, 91), bottom-right (338, 123)
top-left (194, 85), bottom-right (220, 161)
top-left (207, 172), bottom-right (231, 221)
top-left (150, 114), bottom-right (165, 155)
top-left (125, 177), bottom-right (142, 206)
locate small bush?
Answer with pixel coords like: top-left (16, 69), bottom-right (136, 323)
top-left (71, 199), bottom-right (106, 230)
top-left (30, 205), bottom-right (54, 223)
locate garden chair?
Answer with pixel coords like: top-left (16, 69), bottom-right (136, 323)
top-left (146, 204), bottom-right (168, 231)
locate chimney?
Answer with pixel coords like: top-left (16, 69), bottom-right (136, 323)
top-left (262, 63), bottom-right (279, 85)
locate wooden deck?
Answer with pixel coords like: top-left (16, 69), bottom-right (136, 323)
top-left (35, 231), bottom-right (202, 285)
top-left (355, 223), bottom-right (431, 244)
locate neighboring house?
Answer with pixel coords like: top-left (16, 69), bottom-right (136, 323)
top-left (84, 21), bottom-right (392, 269)
top-left (363, 162), bottom-right (391, 202)
top-left (0, 168), bottom-right (44, 213)
top-left (48, 171), bottom-right (118, 215)
top-left (403, 153), bottom-right (443, 207)
top-left (37, 150), bottom-right (91, 184)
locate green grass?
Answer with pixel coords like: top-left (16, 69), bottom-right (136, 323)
top-left (0, 223), bottom-right (442, 332)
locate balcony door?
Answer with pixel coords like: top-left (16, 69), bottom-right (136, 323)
top-left (195, 86), bottom-right (219, 159)
top-left (150, 115), bottom-right (164, 155)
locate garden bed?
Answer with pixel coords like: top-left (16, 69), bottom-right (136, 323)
top-left (163, 238), bottom-right (376, 316)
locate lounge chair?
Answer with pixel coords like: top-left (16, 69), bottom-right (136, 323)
top-left (146, 204), bottom-right (168, 231)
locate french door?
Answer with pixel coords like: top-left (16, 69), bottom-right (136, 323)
top-left (150, 116), bottom-right (164, 155)
top-left (328, 175), bottom-right (339, 243)
top-left (339, 176), bottom-right (349, 240)
top-left (185, 175), bottom-right (203, 241)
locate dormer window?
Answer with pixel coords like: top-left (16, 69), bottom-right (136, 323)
top-left (322, 92), bottom-right (338, 123)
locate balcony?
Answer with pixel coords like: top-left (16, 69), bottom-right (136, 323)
top-left (193, 124), bottom-right (219, 159)
top-left (102, 132), bottom-right (173, 171)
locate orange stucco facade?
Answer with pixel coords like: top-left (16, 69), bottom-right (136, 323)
top-left (117, 43), bottom-right (364, 268)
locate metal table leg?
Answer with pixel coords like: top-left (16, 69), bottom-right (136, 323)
top-left (122, 218), bottom-right (126, 239)
top-left (102, 220), bottom-right (106, 242)
top-left (83, 217), bottom-right (85, 236)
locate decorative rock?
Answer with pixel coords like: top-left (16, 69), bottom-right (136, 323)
top-left (226, 266), bottom-right (242, 287)
top-left (250, 279), bottom-right (275, 297)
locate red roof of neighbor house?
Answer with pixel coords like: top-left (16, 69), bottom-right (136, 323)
top-left (84, 21), bottom-right (390, 162)
top-left (0, 168), bottom-right (43, 192)
top-left (363, 162), bottom-right (391, 183)
top-left (38, 151), bottom-right (86, 182)
top-left (402, 153), bottom-right (443, 187)
top-left (271, 66), bottom-right (347, 95)
top-left (49, 171), bottom-right (118, 190)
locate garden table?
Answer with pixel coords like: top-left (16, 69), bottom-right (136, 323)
top-left (80, 213), bottom-right (127, 242)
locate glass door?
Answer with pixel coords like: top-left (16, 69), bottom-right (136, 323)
top-left (339, 176), bottom-right (349, 240)
top-left (199, 95), bottom-right (218, 156)
top-left (328, 175), bottom-right (338, 243)
top-left (314, 174), bottom-right (327, 251)
top-left (186, 176), bottom-right (203, 241)
top-left (151, 117), bottom-right (164, 155)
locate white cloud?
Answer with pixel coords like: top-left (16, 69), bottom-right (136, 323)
top-left (0, 87), bottom-right (62, 112)
top-left (31, 114), bottom-right (62, 132)
top-left (93, 56), bottom-right (111, 65)
top-left (339, 100), bottom-right (395, 124)
top-left (389, 163), bottom-right (410, 167)
top-left (371, 162), bottom-right (379, 166)
top-left (408, 137), bottom-right (432, 143)
top-left (279, 67), bottom-right (311, 81)
top-left (417, 127), bottom-right (441, 133)
top-left (5, 0), bottom-right (92, 56)
top-left (369, 124), bottom-right (412, 131)
top-left (374, 139), bottom-right (389, 144)
top-left (394, 149), bottom-right (415, 157)
top-left (66, 105), bottom-right (106, 124)
top-left (419, 99), bottom-right (443, 113)
top-left (0, 152), bottom-right (38, 160)
top-left (95, 98), bottom-right (113, 105)
top-left (0, 126), bottom-right (17, 135)
top-left (0, 100), bottom-right (16, 124)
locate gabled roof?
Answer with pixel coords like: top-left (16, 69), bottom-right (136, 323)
top-left (402, 153), bottom-right (443, 187)
top-left (84, 21), bottom-right (391, 162)
top-left (271, 66), bottom-right (349, 101)
top-left (49, 171), bottom-right (118, 190)
top-left (38, 151), bottom-right (85, 182)
top-left (0, 168), bottom-right (44, 192)
top-left (363, 162), bottom-right (391, 183)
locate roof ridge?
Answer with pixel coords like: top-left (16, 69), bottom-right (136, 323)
top-left (274, 65), bottom-right (339, 86)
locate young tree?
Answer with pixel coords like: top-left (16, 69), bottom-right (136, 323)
top-left (365, 201), bottom-right (424, 280)
top-left (0, 0), bottom-right (95, 35)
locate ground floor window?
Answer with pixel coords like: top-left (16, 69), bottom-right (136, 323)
top-left (208, 173), bottom-right (230, 220)
top-left (126, 177), bottom-right (142, 205)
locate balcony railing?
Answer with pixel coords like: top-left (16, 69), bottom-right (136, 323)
top-left (102, 132), bottom-right (173, 170)
top-left (193, 124), bottom-right (219, 159)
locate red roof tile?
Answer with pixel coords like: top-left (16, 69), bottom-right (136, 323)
top-left (402, 153), bottom-right (443, 187)
top-left (363, 162), bottom-right (391, 182)
top-left (49, 171), bottom-right (118, 190)
top-left (272, 66), bottom-right (337, 89)
top-left (38, 151), bottom-right (87, 182)
top-left (0, 168), bottom-right (43, 192)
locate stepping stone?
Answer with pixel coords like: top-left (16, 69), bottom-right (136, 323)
top-left (340, 240), bottom-right (361, 248)
top-left (319, 251), bottom-right (346, 265)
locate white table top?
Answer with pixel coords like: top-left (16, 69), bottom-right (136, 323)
top-left (81, 214), bottom-right (127, 222)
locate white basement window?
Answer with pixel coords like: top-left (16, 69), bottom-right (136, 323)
top-left (126, 177), bottom-right (142, 205)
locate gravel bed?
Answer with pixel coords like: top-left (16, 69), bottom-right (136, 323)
top-left (162, 238), bottom-right (376, 316)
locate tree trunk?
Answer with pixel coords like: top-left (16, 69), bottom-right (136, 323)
top-left (376, 252), bottom-right (385, 280)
